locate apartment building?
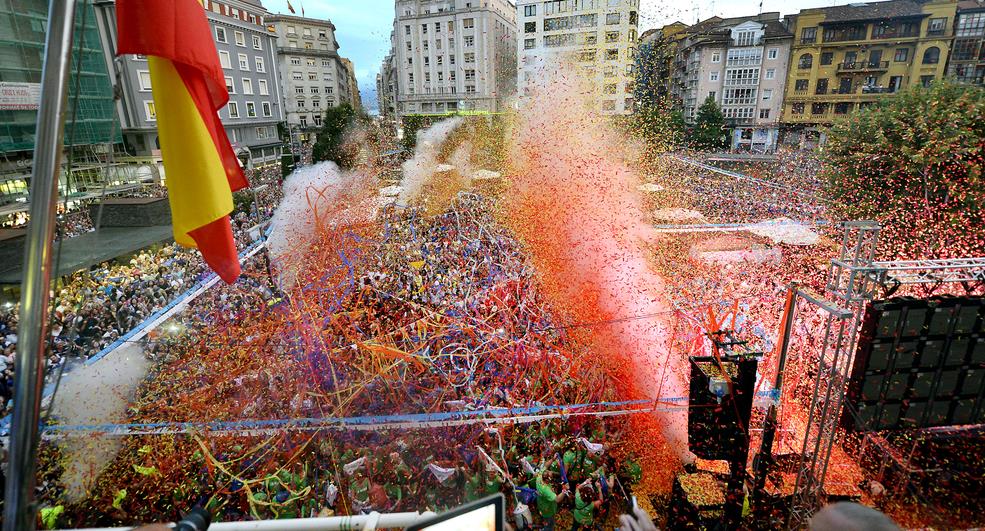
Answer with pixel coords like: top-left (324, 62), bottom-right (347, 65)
top-left (378, 47), bottom-right (399, 118)
top-left (669, 14), bottom-right (793, 151)
top-left (341, 58), bottom-right (363, 109)
top-left (634, 22), bottom-right (688, 109)
top-left (95, 0), bottom-right (284, 166)
top-left (781, 0), bottom-right (957, 144)
top-left (516, 0), bottom-right (640, 115)
top-left (948, 0), bottom-right (985, 85)
top-left (391, 0), bottom-right (518, 117)
top-left (266, 13), bottom-right (359, 137)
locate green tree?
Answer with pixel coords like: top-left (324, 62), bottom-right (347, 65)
top-left (823, 81), bottom-right (984, 259)
top-left (312, 104), bottom-right (367, 169)
top-left (692, 95), bottom-right (728, 151)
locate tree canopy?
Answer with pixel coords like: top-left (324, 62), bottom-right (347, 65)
top-left (823, 81), bottom-right (984, 259)
top-left (692, 96), bottom-right (728, 151)
top-left (311, 104), bottom-right (368, 169)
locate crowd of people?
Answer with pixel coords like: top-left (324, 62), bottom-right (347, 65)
top-left (36, 192), bottom-right (666, 529)
top-left (0, 166), bottom-right (284, 418)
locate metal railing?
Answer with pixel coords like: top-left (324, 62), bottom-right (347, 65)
top-left (837, 60), bottom-right (889, 72)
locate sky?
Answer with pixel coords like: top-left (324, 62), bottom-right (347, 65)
top-left (278, 0), bottom-right (865, 113)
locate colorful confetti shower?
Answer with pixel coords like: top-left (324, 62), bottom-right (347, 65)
top-left (27, 73), bottom-right (985, 530)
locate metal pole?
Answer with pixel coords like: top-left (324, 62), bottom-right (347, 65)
top-left (3, 1), bottom-right (77, 529)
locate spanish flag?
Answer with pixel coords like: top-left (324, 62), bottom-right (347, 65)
top-left (116, 0), bottom-right (247, 283)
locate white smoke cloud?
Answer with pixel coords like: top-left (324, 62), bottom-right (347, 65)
top-left (398, 117), bottom-right (464, 206)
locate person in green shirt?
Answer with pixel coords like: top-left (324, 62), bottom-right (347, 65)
top-left (572, 482), bottom-right (602, 531)
top-left (535, 470), bottom-right (568, 531)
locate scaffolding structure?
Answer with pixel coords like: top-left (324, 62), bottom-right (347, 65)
top-left (785, 221), bottom-right (985, 526)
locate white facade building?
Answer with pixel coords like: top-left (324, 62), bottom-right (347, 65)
top-left (516, 0), bottom-right (640, 114)
top-left (673, 14), bottom-right (792, 151)
top-left (266, 14), bottom-right (359, 136)
top-left (391, 0), bottom-right (517, 117)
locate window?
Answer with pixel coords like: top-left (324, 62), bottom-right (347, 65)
top-left (252, 35), bottom-right (262, 50)
top-left (144, 101), bottom-right (156, 121)
top-left (292, 71), bottom-right (303, 81)
top-left (800, 27), bottom-right (817, 43)
top-left (815, 78), bottom-right (828, 94)
top-left (734, 30), bottom-right (756, 46)
top-left (726, 48), bottom-right (762, 66)
top-left (224, 76), bottom-right (235, 93)
top-left (606, 13), bottom-right (620, 25)
top-left (823, 24), bottom-right (867, 42)
top-left (219, 51), bottom-right (231, 69)
top-left (465, 35), bottom-right (475, 46)
top-left (465, 69), bottom-right (476, 81)
top-left (303, 28), bottom-right (311, 37)
top-left (424, 56), bottom-right (430, 66)
top-left (234, 31), bottom-right (245, 46)
top-left (710, 71), bottom-right (719, 81)
top-left (319, 30), bottom-right (327, 39)
top-left (405, 25), bottom-right (411, 35)
top-left (605, 48), bottom-right (618, 60)
top-left (465, 85), bottom-right (476, 94)
top-left (238, 53), bottom-right (249, 70)
top-left (256, 126), bottom-right (269, 139)
top-left (408, 73), bottom-right (414, 84)
top-left (759, 108), bottom-right (770, 119)
top-left (463, 18), bottom-right (474, 29)
top-left (307, 58), bottom-right (316, 67)
top-left (603, 83), bottom-right (617, 94)
top-left (524, 38), bottom-right (535, 49)
top-left (424, 72), bottom-right (431, 83)
top-left (920, 74), bottom-right (935, 87)
top-left (435, 22), bottom-right (441, 32)
top-left (227, 101), bottom-right (239, 118)
top-left (525, 21), bottom-right (536, 33)
top-left (763, 88), bottom-right (773, 100)
top-left (956, 13), bottom-right (985, 37)
top-left (314, 114), bottom-right (322, 126)
top-left (289, 40), bottom-right (297, 47)
top-left (722, 87), bottom-right (756, 105)
top-left (242, 78), bottom-right (253, 94)
top-left (137, 70), bottom-right (152, 91)
top-left (795, 79), bottom-right (809, 91)
top-left (792, 102), bottom-right (805, 115)
top-left (216, 27), bottom-right (227, 43)
top-left (524, 5), bottom-right (536, 16)
top-left (422, 23), bottom-right (428, 34)
top-left (724, 68), bottom-right (760, 86)
top-left (798, 53), bottom-right (813, 69)
top-left (287, 25), bottom-right (297, 35)
top-left (820, 52), bottom-right (833, 65)
top-left (258, 79), bottom-right (268, 95)
top-left (312, 99), bottom-right (320, 108)
top-left (765, 68), bottom-right (775, 80)
top-left (291, 57), bottom-right (301, 65)
top-left (246, 101), bottom-right (256, 117)
top-left (295, 87), bottom-right (305, 95)
top-left (834, 102), bottom-right (852, 115)
top-left (464, 52), bottom-right (475, 63)
top-left (606, 31), bottom-right (620, 43)
top-left (308, 72), bottom-right (317, 80)
top-left (894, 48), bottom-right (909, 62)
top-left (922, 46), bottom-right (940, 64)
top-left (256, 57), bottom-right (265, 73)
top-left (297, 98), bottom-right (306, 108)
top-left (927, 17), bottom-right (947, 35)
top-left (811, 102), bottom-right (828, 115)
top-left (767, 48), bottom-right (778, 60)
top-left (437, 55), bottom-right (443, 65)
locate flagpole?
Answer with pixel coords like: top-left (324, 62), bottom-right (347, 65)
top-left (3, 0), bottom-right (78, 529)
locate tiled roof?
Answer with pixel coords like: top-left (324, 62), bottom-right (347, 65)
top-left (817, 0), bottom-right (929, 23)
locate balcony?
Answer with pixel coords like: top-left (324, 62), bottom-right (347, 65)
top-left (837, 61), bottom-right (889, 72)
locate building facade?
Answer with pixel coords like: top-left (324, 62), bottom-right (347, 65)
top-left (95, 0), bottom-right (284, 166)
top-left (634, 22), bottom-right (687, 109)
top-left (516, 0), bottom-right (640, 115)
top-left (669, 14), bottom-right (792, 151)
top-left (266, 13), bottom-right (358, 139)
top-left (781, 0), bottom-right (957, 144)
top-left (1, 0), bottom-right (120, 206)
top-left (378, 47), bottom-right (399, 118)
top-left (391, 0), bottom-right (517, 117)
top-left (948, 0), bottom-right (985, 85)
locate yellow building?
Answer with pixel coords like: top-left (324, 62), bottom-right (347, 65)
top-left (781, 0), bottom-right (957, 142)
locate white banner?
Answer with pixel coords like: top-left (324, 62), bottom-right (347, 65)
top-left (0, 82), bottom-right (42, 110)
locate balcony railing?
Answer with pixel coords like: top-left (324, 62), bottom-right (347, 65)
top-left (837, 60), bottom-right (889, 72)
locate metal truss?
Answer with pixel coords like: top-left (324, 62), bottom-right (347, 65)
top-left (787, 222), bottom-right (985, 527)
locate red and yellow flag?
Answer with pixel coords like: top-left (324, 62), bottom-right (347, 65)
top-left (116, 0), bottom-right (248, 283)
